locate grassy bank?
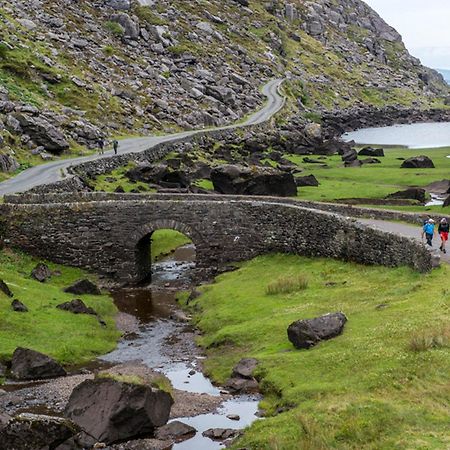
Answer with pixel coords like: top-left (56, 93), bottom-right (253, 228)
top-left (0, 248), bottom-right (120, 366)
top-left (182, 254), bottom-right (450, 449)
top-left (151, 229), bottom-right (192, 261)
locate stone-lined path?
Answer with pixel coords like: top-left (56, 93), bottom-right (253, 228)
top-left (358, 218), bottom-right (450, 264)
top-left (0, 79), bottom-right (285, 196)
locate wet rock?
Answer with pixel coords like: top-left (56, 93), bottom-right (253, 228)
top-left (211, 164), bottom-right (297, 197)
top-left (64, 279), bottom-right (101, 295)
top-left (386, 188), bottom-right (426, 203)
top-left (401, 155), bottom-right (435, 169)
top-left (31, 263), bottom-right (52, 282)
top-left (11, 347), bottom-right (67, 380)
top-left (227, 414), bottom-right (240, 421)
top-left (287, 312), bottom-right (347, 349)
top-left (65, 378), bottom-right (174, 444)
top-left (202, 428), bottom-right (240, 440)
top-left (295, 174), bottom-right (319, 187)
top-left (57, 299), bottom-right (97, 315)
top-left (155, 420), bottom-right (196, 442)
top-left (0, 413), bottom-right (79, 450)
top-left (11, 299), bottom-right (28, 313)
top-left (0, 279), bottom-right (13, 297)
top-left (358, 147), bottom-right (384, 157)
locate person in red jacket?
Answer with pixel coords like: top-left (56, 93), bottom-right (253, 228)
top-left (438, 218), bottom-right (449, 254)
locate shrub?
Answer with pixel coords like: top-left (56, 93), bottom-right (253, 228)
top-left (104, 21), bottom-right (124, 36)
top-left (409, 326), bottom-right (450, 352)
top-left (266, 274), bottom-right (308, 295)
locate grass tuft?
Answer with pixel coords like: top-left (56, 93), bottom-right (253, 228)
top-left (409, 326), bottom-right (450, 352)
top-left (266, 274), bottom-right (308, 295)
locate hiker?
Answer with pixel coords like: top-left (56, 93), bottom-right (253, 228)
top-left (113, 139), bottom-right (119, 155)
top-left (422, 218), bottom-right (435, 247)
top-left (438, 218), bottom-right (449, 253)
top-left (98, 138), bottom-right (105, 155)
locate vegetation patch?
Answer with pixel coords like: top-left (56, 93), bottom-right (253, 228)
top-left (0, 248), bottom-right (120, 366)
top-left (151, 229), bottom-right (192, 262)
top-left (181, 254), bottom-right (450, 449)
top-left (266, 274), bottom-right (308, 295)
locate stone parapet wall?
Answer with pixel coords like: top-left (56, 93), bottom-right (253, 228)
top-left (0, 195), bottom-right (433, 283)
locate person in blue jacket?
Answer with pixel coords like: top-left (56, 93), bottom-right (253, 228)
top-left (422, 218), bottom-right (435, 247)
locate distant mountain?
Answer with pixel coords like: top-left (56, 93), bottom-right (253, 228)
top-left (437, 69), bottom-right (450, 84)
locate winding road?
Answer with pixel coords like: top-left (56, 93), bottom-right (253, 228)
top-left (0, 79), bottom-right (285, 196)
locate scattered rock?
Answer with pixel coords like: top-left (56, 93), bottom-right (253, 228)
top-left (56, 299), bottom-right (97, 315)
top-left (31, 263), bottom-right (52, 282)
top-left (360, 157), bottom-right (381, 164)
top-left (358, 147), bottom-right (384, 157)
top-left (226, 414), bottom-right (240, 421)
top-left (401, 156), bottom-right (435, 169)
top-left (0, 154), bottom-right (20, 173)
top-left (155, 421), bottom-right (196, 442)
top-left (11, 299), bottom-right (28, 313)
top-left (65, 378), bottom-right (173, 444)
top-left (287, 312), bottom-right (347, 349)
top-left (0, 413), bottom-right (79, 450)
top-left (0, 279), bottom-right (13, 297)
top-left (386, 188), bottom-right (426, 203)
top-left (64, 279), bottom-right (101, 295)
top-left (10, 347), bottom-right (67, 380)
top-left (225, 358), bottom-right (259, 394)
top-left (202, 428), bottom-right (240, 441)
top-left (295, 174), bottom-right (319, 187)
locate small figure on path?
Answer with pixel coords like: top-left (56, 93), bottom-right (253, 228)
top-left (438, 218), bottom-right (449, 253)
top-left (422, 218), bottom-right (435, 247)
top-left (113, 139), bottom-right (119, 155)
top-left (97, 138), bottom-right (105, 155)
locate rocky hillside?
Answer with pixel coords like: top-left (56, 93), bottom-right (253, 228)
top-left (0, 0), bottom-right (448, 173)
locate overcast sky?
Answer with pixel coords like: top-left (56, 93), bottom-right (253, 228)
top-left (363, 0), bottom-right (450, 69)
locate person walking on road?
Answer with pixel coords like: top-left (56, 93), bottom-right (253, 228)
top-left (113, 139), bottom-right (119, 155)
top-left (422, 218), bottom-right (435, 247)
top-left (438, 218), bottom-right (449, 253)
top-left (97, 138), bottom-right (105, 155)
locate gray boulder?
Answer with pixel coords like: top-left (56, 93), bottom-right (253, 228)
top-left (65, 378), bottom-right (174, 444)
top-left (211, 164), bottom-right (297, 197)
top-left (386, 188), bottom-right (426, 203)
top-left (295, 174), bottom-right (319, 187)
top-left (105, 0), bottom-right (131, 10)
top-left (56, 299), bottom-right (97, 315)
top-left (202, 428), bottom-right (240, 440)
top-left (401, 156), bottom-right (435, 169)
top-left (111, 13), bottom-right (140, 39)
top-left (358, 147), bottom-right (384, 157)
top-left (14, 114), bottom-right (69, 154)
top-left (443, 195), bottom-right (450, 208)
top-left (0, 154), bottom-right (19, 173)
top-left (31, 263), bottom-right (52, 283)
top-left (287, 312), bottom-right (347, 349)
top-left (11, 347), bottom-right (67, 380)
top-left (64, 279), bottom-right (101, 295)
top-left (225, 358), bottom-right (259, 394)
top-left (0, 413), bottom-right (79, 450)
top-left (155, 421), bottom-right (196, 442)
top-left (11, 300), bottom-right (28, 313)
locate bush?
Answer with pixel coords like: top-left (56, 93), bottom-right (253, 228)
top-left (409, 326), bottom-right (450, 352)
top-left (104, 21), bottom-right (124, 36)
top-left (266, 274), bottom-right (308, 295)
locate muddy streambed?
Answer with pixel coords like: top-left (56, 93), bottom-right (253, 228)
top-left (1, 245), bottom-right (261, 449)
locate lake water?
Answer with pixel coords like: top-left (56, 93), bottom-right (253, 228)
top-left (342, 122), bottom-right (450, 149)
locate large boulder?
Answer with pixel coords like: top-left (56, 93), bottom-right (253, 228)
top-left (358, 147), bottom-right (384, 157)
top-left (0, 154), bottom-right (19, 173)
top-left (401, 155), bottom-right (435, 169)
top-left (0, 413), bottom-right (79, 450)
top-left (155, 421), bottom-right (196, 443)
top-left (14, 114), bottom-right (69, 154)
top-left (110, 13), bottom-right (140, 39)
top-left (126, 163), bottom-right (169, 184)
top-left (0, 279), bottom-right (13, 297)
top-left (65, 378), bottom-right (173, 444)
top-left (56, 299), bottom-right (97, 315)
top-left (64, 279), bottom-right (101, 295)
top-left (386, 188), bottom-right (426, 203)
top-left (295, 174), bottom-right (319, 187)
top-left (11, 347), bottom-right (67, 380)
top-left (211, 164), bottom-right (297, 197)
top-left (287, 312), bottom-right (347, 349)
top-left (31, 263), bottom-right (52, 283)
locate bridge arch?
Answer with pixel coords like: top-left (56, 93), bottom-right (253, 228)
top-left (133, 219), bottom-right (203, 282)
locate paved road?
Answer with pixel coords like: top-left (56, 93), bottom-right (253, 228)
top-left (358, 218), bottom-right (450, 264)
top-left (0, 79), bottom-right (285, 196)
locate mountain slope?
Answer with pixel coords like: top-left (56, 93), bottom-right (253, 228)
top-left (0, 0), bottom-right (448, 174)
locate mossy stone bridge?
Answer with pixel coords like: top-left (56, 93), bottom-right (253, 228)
top-left (0, 193), bottom-right (432, 283)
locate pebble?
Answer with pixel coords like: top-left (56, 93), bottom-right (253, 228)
top-left (227, 414), bottom-right (240, 421)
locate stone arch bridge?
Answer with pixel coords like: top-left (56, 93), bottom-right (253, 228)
top-left (0, 193), bottom-right (432, 283)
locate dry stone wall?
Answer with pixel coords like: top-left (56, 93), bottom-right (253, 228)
top-left (0, 193), bottom-right (433, 283)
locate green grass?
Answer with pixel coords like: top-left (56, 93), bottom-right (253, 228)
top-left (291, 146), bottom-right (450, 213)
top-left (182, 254), bottom-right (450, 449)
top-left (0, 248), bottom-right (120, 367)
top-left (151, 229), bottom-right (192, 262)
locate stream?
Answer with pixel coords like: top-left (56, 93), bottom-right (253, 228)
top-left (1, 245), bottom-right (261, 449)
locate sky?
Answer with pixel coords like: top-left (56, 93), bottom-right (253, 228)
top-left (363, 0), bottom-right (450, 69)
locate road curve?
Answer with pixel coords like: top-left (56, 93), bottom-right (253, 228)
top-left (0, 79), bottom-right (285, 196)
